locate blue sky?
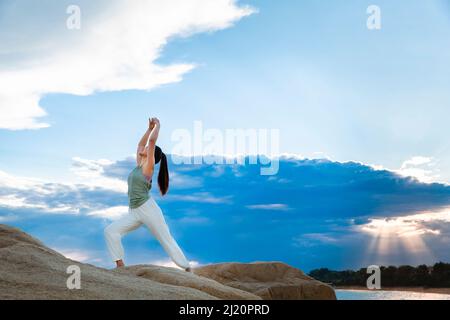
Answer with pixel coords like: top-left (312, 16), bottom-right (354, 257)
top-left (0, 0), bottom-right (450, 271)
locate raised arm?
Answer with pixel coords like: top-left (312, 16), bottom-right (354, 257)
top-left (136, 119), bottom-right (153, 166)
top-left (142, 118), bottom-right (160, 176)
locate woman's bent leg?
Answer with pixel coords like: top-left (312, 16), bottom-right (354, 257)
top-left (104, 213), bottom-right (142, 263)
top-left (137, 199), bottom-right (190, 270)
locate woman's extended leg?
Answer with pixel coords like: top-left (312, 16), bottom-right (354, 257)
top-left (104, 213), bottom-right (142, 266)
top-left (136, 198), bottom-right (190, 270)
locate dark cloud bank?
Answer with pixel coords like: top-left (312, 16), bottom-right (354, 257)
top-left (1, 156), bottom-right (449, 271)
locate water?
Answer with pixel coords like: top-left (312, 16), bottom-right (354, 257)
top-left (336, 289), bottom-right (450, 300)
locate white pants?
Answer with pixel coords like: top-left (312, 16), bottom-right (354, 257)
top-left (104, 197), bottom-right (190, 269)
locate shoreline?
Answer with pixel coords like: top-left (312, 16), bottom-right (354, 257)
top-left (336, 286), bottom-right (450, 295)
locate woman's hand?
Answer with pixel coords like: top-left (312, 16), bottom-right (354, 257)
top-left (148, 117), bottom-right (160, 143)
top-left (153, 118), bottom-right (160, 129)
top-left (137, 119), bottom-right (155, 166)
top-left (149, 117), bottom-right (160, 130)
top-left (149, 118), bottom-right (155, 130)
top-left (143, 117), bottom-right (160, 176)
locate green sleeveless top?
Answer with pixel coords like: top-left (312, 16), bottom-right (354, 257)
top-left (128, 166), bottom-right (152, 209)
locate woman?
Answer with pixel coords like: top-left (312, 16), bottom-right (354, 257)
top-left (104, 117), bottom-right (191, 271)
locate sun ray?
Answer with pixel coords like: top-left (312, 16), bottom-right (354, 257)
top-left (358, 207), bottom-right (450, 266)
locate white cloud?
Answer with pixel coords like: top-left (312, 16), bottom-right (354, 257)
top-left (166, 192), bottom-right (232, 204)
top-left (246, 203), bottom-right (290, 211)
top-left (0, 170), bottom-right (54, 194)
top-left (359, 208), bottom-right (450, 239)
top-left (357, 207), bottom-right (450, 258)
top-left (88, 206), bottom-right (129, 220)
top-left (58, 249), bottom-right (92, 263)
top-left (278, 153), bottom-right (306, 160)
top-left (0, 157), bottom-right (129, 217)
top-left (0, 0), bottom-right (254, 130)
top-left (71, 157), bottom-right (128, 193)
top-left (293, 233), bottom-right (339, 248)
top-left (396, 156), bottom-right (441, 183)
top-left (402, 156), bottom-right (434, 167)
top-left (303, 233), bottom-right (339, 243)
top-left (369, 156), bottom-right (444, 184)
top-left (0, 214), bottom-right (19, 223)
top-left (177, 216), bottom-right (211, 225)
top-left (170, 172), bottom-right (204, 189)
top-left (0, 194), bottom-right (79, 214)
top-left (149, 258), bottom-right (201, 270)
top-left (0, 155), bottom-right (127, 195)
top-left (267, 176), bottom-right (291, 184)
top-left (57, 248), bottom-right (105, 264)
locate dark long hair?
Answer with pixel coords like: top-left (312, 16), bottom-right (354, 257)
top-left (154, 146), bottom-right (169, 196)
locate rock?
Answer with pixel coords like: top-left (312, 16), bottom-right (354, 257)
top-left (0, 224), bottom-right (258, 300)
top-left (195, 262), bottom-right (336, 300)
top-left (0, 224), bottom-right (335, 300)
top-left (117, 265), bottom-right (259, 300)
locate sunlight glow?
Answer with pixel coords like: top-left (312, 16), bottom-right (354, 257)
top-left (359, 208), bottom-right (450, 262)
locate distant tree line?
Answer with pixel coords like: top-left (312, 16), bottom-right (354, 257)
top-left (309, 262), bottom-right (450, 288)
